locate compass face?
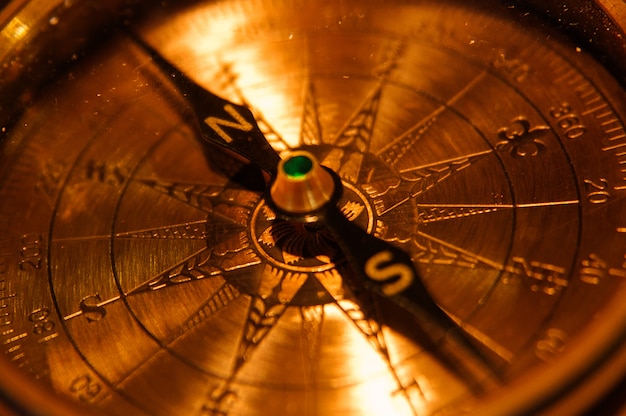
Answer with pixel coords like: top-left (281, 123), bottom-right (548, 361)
top-left (2, 0), bottom-right (626, 415)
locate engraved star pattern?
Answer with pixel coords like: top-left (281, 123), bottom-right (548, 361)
top-left (53, 28), bottom-right (584, 415)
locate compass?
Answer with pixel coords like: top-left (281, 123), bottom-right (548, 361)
top-left (2, 0), bottom-right (626, 414)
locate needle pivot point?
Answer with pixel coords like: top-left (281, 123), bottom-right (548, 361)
top-left (270, 150), bottom-right (335, 214)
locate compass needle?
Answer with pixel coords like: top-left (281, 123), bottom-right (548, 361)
top-left (133, 31), bottom-right (488, 382)
top-left (3, 1), bottom-right (626, 415)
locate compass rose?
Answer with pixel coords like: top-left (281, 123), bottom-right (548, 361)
top-left (52, 27), bottom-right (584, 416)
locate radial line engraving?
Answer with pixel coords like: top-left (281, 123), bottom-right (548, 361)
top-left (376, 71), bottom-right (488, 166)
top-left (215, 61), bottom-right (291, 152)
top-left (171, 281), bottom-right (241, 339)
top-left (377, 150), bottom-right (494, 216)
top-left (62, 246), bottom-right (259, 321)
top-left (414, 231), bottom-right (502, 270)
top-left (446, 312), bottom-right (514, 363)
top-left (416, 201), bottom-right (580, 209)
top-left (301, 81), bottom-right (323, 146)
top-left (114, 220), bottom-right (212, 239)
top-left (415, 201), bottom-right (580, 224)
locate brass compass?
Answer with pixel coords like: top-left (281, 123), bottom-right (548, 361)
top-left (2, 0), bottom-right (626, 414)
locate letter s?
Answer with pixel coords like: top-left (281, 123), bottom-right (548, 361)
top-left (364, 251), bottom-right (414, 296)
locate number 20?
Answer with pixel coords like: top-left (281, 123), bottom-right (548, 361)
top-left (583, 178), bottom-right (610, 204)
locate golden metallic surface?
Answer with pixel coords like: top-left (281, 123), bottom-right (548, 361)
top-left (2, 0), bottom-right (626, 414)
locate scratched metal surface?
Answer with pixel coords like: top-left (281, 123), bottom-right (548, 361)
top-left (1, 0), bottom-right (626, 414)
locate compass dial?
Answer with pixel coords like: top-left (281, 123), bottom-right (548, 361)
top-left (2, 0), bottom-right (626, 414)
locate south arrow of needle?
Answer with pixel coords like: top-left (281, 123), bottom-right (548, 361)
top-left (128, 30), bottom-right (501, 391)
